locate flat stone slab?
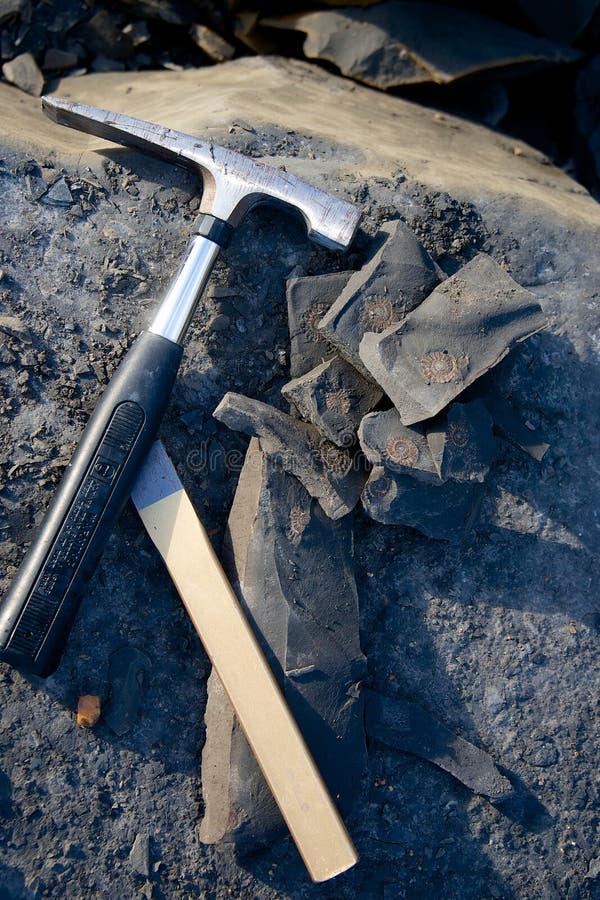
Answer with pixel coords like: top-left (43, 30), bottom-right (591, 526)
top-left (365, 691), bottom-right (512, 800)
top-left (358, 407), bottom-right (440, 483)
top-left (200, 440), bottom-right (367, 850)
top-left (286, 271), bottom-right (351, 378)
top-left (482, 384), bottom-right (550, 461)
top-left (362, 465), bottom-right (483, 539)
top-left (264, 4), bottom-right (579, 89)
top-left (426, 399), bottom-right (496, 482)
top-left (213, 392), bottom-right (367, 519)
top-left (282, 355), bottom-right (382, 447)
top-left (319, 218), bottom-right (441, 378)
top-left (360, 253), bottom-right (548, 425)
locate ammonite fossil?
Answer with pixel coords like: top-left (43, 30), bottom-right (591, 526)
top-left (302, 302), bottom-right (331, 342)
top-left (287, 504), bottom-right (311, 544)
top-left (361, 295), bottom-right (395, 333)
top-left (384, 436), bottom-right (419, 467)
top-left (319, 441), bottom-right (352, 475)
top-left (419, 350), bottom-right (460, 384)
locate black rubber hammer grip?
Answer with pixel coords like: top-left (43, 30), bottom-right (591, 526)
top-left (0, 331), bottom-right (182, 677)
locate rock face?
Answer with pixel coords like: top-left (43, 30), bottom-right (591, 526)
top-left (200, 440), bottom-right (367, 849)
top-left (319, 219), bottom-right (441, 378)
top-left (282, 355), bottom-right (382, 447)
top-left (213, 392), bottom-right (367, 519)
top-left (0, 57), bottom-right (599, 900)
top-left (360, 253), bottom-right (548, 424)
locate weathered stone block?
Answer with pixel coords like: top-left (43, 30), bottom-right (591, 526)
top-left (361, 465), bottom-right (482, 539)
top-left (287, 271), bottom-right (352, 378)
top-left (200, 440), bottom-right (367, 850)
top-left (282, 355), bottom-right (382, 447)
top-left (426, 399), bottom-right (496, 482)
top-left (213, 392), bottom-right (367, 519)
top-left (360, 253), bottom-right (547, 425)
top-left (358, 407), bottom-right (440, 483)
top-left (319, 219), bottom-right (441, 377)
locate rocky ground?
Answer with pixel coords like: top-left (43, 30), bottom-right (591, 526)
top-left (0, 19), bottom-right (599, 900)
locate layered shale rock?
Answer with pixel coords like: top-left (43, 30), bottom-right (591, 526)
top-left (426, 399), bottom-right (496, 482)
top-left (200, 440), bottom-right (367, 849)
top-left (318, 218), bottom-right (441, 378)
top-left (213, 392), bottom-right (367, 519)
top-left (286, 271), bottom-right (352, 378)
top-left (359, 253), bottom-right (548, 425)
top-left (282, 355), bottom-right (382, 447)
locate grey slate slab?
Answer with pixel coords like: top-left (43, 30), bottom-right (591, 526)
top-left (200, 440), bottom-right (367, 850)
top-left (365, 691), bottom-right (512, 800)
top-left (359, 253), bottom-right (548, 425)
top-left (286, 270), bottom-right (352, 378)
top-left (318, 218), bottom-right (441, 378)
top-left (361, 464), bottom-right (483, 539)
top-left (358, 406), bottom-right (440, 483)
top-left (264, 3), bottom-right (580, 89)
top-left (281, 355), bottom-right (382, 447)
top-left (426, 399), bottom-right (496, 482)
top-left (213, 392), bottom-right (367, 519)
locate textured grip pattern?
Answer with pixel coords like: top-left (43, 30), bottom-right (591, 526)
top-left (6, 402), bottom-right (144, 658)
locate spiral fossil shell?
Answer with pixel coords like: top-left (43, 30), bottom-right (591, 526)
top-left (361, 295), bottom-right (395, 333)
top-left (287, 504), bottom-right (311, 544)
top-left (302, 302), bottom-right (330, 342)
top-left (325, 387), bottom-right (352, 414)
top-left (419, 350), bottom-right (460, 383)
top-left (384, 436), bottom-right (419, 466)
top-left (320, 441), bottom-right (352, 475)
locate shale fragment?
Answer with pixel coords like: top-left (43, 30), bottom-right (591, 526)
top-left (282, 355), bottom-right (382, 447)
top-left (361, 465), bottom-right (482, 539)
top-left (200, 440), bottom-right (367, 850)
top-left (365, 691), bottom-right (512, 800)
top-left (360, 253), bottom-right (547, 425)
top-left (426, 399), bottom-right (496, 482)
top-left (358, 407), bottom-right (439, 483)
top-left (213, 392), bottom-right (367, 519)
top-left (319, 219), bottom-right (441, 377)
top-left (286, 270), bottom-right (351, 378)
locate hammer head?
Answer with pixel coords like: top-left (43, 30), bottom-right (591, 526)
top-left (41, 97), bottom-right (360, 251)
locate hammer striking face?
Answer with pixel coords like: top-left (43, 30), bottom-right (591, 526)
top-left (0, 97), bottom-right (361, 681)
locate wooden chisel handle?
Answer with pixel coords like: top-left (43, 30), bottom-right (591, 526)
top-left (131, 441), bottom-right (358, 883)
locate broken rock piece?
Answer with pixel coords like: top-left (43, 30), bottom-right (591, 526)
top-left (358, 407), bottom-right (439, 483)
top-left (200, 440), bottom-right (367, 850)
top-left (282, 355), bottom-right (382, 447)
top-left (76, 695), bottom-right (101, 728)
top-left (189, 24), bottom-right (235, 62)
top-left (362, 465), bottom-right (482, 539)
top-left (426, 399), bottom-right (496, 482)
top-left (319, 219), bottom-right (441, 378)
top-left (360, 253), bottom-right (547, 425)
top-left (2, 53), bottom-right (44, 97)
top-left (365, 691), bottom-right (512, 800)
top-left (213, 392), bottom-right (367, 519)
top-left (287, 270), bottom-right (352, 378)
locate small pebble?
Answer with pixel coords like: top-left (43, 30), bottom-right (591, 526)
top-left (76, 695), bottom-right (101, 728)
